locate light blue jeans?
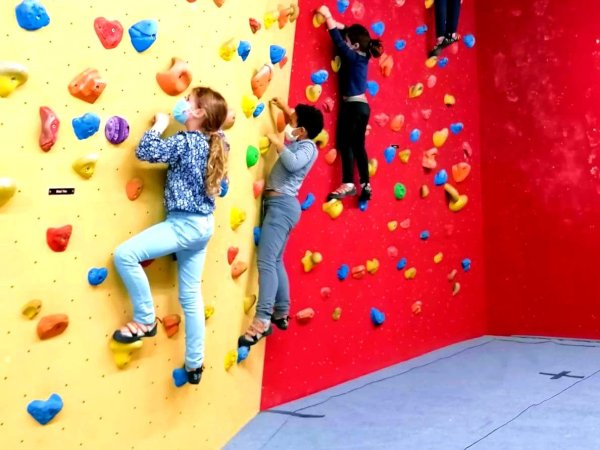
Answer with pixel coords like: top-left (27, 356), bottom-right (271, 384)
top-left (113, 211), bottom-right (214, 370)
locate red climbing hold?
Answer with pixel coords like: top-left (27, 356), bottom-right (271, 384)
top-left (94, 17), bottom-right (124, 49)
top-left (39, 106), bottom-right (59, 152)
top-left (227, 246), bottom-right (239, 265)
top-left (46, 225), bottom-right (72, 252)
top-left (351, 265), bottom-right (367, 279)
top-left (37, 314), bottom-right (69, 340)
top-left (140, 259), bottom-right (154, 268)
top-left (162, 314), bottom-right (181, 337)
top-left (249, 18), bottom-right (261, 33)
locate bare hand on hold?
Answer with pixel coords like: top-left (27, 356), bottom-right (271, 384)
top-left (267, 132), bottom-right (285, 153)
top-left (270, 97), bottom-right (284, 109)
top-left (152, 113), bottom-right (170, 134)
top-left (317, 5), bottom-right (331, 18)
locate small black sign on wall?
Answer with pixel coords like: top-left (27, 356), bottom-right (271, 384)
top-left (48, 188), bottom-right (75, 195)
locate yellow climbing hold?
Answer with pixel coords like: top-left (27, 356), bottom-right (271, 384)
top-left (259, 136), bottom-right (271, 155)
top-left (313, 11), bottom-right (326, 28)
top-left (331, 56), bottom-right (341, 73)
top-left (322, 199), bottom-right (343, 219)
top-left (425, 0), bottom-right (434, 8)
top-left (22, 299), bottom-right (42, 320)
top-left (244, 295), bottom-right (257, 314)
top-left (409, 83), bottom-right (424, 98)
top-left (302, 250), bottom-right (323, 272)
top-left (366, 258), bottom-right (379, 274)
top-left (434, 252), bottom-right (443, 264)
top-left (305, 84), bottom-right (322, 102)
top-left (398, 149), bottom-right (411, 164)
top-left (224, 349), bottom-right (238, 370)
top-left (219, 38), bottom-right (239, 61)
top-left (314, 129), bottom-right (329, 148)
top-left (72, 154), bottom-right (98, 179)
top-left (368, 158), bottom-right (378, 177)
top-left (433, 128), bottom-right (449, 147)
top-left (420, 185), bottom-right (430, 198)
top-left (230, 207), bottom-right (246, 230)
top-left (241, 94), bottom-right (259, 118)
top-left (0, 177), bottom-right (17, 207)
top-left (425, 56), bottom-right (438, 68)
top-left (332, 307), bottom-right (342, 321)
top-left (444, 94), bottom-right (456, 106)
top-left (444, 183), bottom-right (468, 212)
top-left (264, 10), bottom-right (278, 29)
top-left (387, 221), bottom-right (398, 232)
top-left (109, 339), bottom-right (143, 369)
top-left (0, 61), bottom-right (28, 97)
top-left (452, 282), bottom-right (461, 296)
top-left (204, 304), bottom-right (215, 320)
top-left (405, 267), bottom-right (417, 279)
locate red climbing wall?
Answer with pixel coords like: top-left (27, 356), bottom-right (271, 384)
top-left (261, 0), bottom-right (485, 409)
top-left (477, 1), bottom-right (600, 338)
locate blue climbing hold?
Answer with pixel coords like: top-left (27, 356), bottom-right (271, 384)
top-left (128, 19), bottom-right (158, 53)
top-left (337, 264), bottom-right (349, 281)
top-left (238, 40), bottom-right (251, 61)
top-left (394, 40), bottom-right (407, 51)
top-left (15, 0), bottom-right (50, 31)
top-left (72, 113), bottom-right (100, 140)
top-left (252, 102), bottom-right (265, 118)
top-left (434, 169), bottom-right (448, 186)
top-left (409, 129), bottom-right (421, 143)
top-left (420, 230), bottom-right (430, 241)
top-left (438, 57), bottom-right (449, 68)
top-left (384, 145), bottom-right (396, 164)
top-left (450, 122), bottom-right (464, 134)
top-left (237, 346), bottom-right (250, 363)
top-left (396, 257), bottom-right (407, 270)
top-left (463, 34), bottom-right (476, 48)
top-left (88, 268), bottom-right (108, 286)
top-left (219, 178), bottom-right (229, 197)
top-left (253, 227), bottom-right (261, 246)
top-left (371, 21), bottom-right (385, 37)
top-left (358, 200), bottom-right (368, 211)
top-left (337, 0), bottom-right (349, 14)
top-left (462, 258), bottom-right (472, 272)
top-left (366, 80), bottom-right (379, 96)
top-left (269, 45), bottom-right (286, 64)
top-left (27, 393), bottom-right (63, 425)
top-left (172, 368), bottom-right (188, 387)
top-left (416, 25), bottom-right (428, 35)
top-left (301, 192), bottom-right (315, 210)
top-left (370, 307), bottom-right (385, 326)
top-left (310, 69), bottom-right (329, 85)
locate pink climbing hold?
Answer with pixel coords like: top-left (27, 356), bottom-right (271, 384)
top-left (351, 1), bottom-right (365, 20)
top-left (320, 287), bottom-right (331, 298)
top-left (374, 113), bottom-right (389, 127)
top-left (322, 97), bottom-right (335, 113)
top-left (39, 106), bottom-right (59, 152)
top-left (387, 246), bottom-right (398, 258)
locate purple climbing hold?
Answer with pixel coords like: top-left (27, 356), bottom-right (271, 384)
top-left (104, 116), bottom-right (129, 144)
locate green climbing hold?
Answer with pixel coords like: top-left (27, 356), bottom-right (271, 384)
top-left (394, 183), bottom-right (406, 200)
top-left (246, 145), bottom-right (259, 168)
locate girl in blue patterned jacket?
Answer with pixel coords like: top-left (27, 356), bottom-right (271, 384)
top-left (112, 86), bottom-right (228, 385)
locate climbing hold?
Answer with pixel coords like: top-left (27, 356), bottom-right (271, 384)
top-left (322, 97), bottom-right (335, 113)
top-left (425, 56), bottom-right (438, 68)
top-left (448, 269), bottom-right (458, 281)
top-left (301, 250), bottom-right (322, 272)
top-left (321, 287), bottom-right (332, 298)
top-left (252, 102), bottom-right (265, 118)
top-left (172, 368), bottom-right (188, 387)
top-left (253, 179), bottom-right (265, 198)
top-left (15, 0), bottom-right (50, 31)
top-left (358, 200), bottom-right (368, 211)
top-left (72, 154), bottom-right (98, 179)
top-left (88, 268), bottom-right (108, 286)
top-left (311, 69), bottom-right (329, 85)
top-left (140, 259), bottom-right (154, 268)
top-left (237, 40), bottom-right (251, 61)
top-left (462, 258), bottom-right (472, 272)
top-left (374, 113), bottom-right (389, 127)
top-left (398, 149), bottom-right (411, 164)
top-left (214, 0), bottom-right (225, 7)
top-left (301, 193), bottom-right (315, 210)
top-left (337, 0), bottom-right (349, 13)
top-left (420, 185), bottom-right (430, 198)
top-left (314, 129), bottom-right (329, 148)
top-left (387, 221), bottom-right (398, 232)
top-left (371, 21), bottom-right (385, 37)
top-left (366, 80), bottom-right (379, 96)
top-left (230, 207), bottom-right (246, 230)
top-left (105, 116), bottom-right (129, 144)
top-left (434, 169), bottom-right (448, 186)
top-left (162, 314), bottom-right (181, 338)
top-left (249, 18), bottom-right (261, 33)
top-left (444, 94), bottom-right (456, 106)
top-left (416, 24), bottom-right (428, 35)
top-left (394, 183), bottom-right (406, 200)
top-left (452, 282), bottom-right (461, 296)
top-left (390, 114), bottom-right (404, 132)
top-left (46, 225), bottom-right (72, 252)
top-left (438, 57), bottom-right (449, 68)
top-left (425, 0), bottom-right (434, 8)
top-left (227, 247), bottom-right (239, 264)
top-left (400, 218), bottom-right (411, 229)
top-left (322, 199), bottom-right (343, 219)
top-left (257, 137), bottom-right (270, 156)
top-left (352, 265), bottom-right (366, 279)
top-left (0, 178), bottom-right (16, 208)
top-left (231, 261), bottom-right (248, 279)
top-left (93, 17), bottom-right (123, 49)
top-left (433, 128), bottom-right (449, 148)
top-left (269, 45), bottom-right (286, 64)
top-left (27, 393), bottom-right (62, 425)
top-left (422, 148), bottom-right (438, 170)
top-left (396, 258), bottom-right (407, 270)
top-left (37, 314), bottom-right (68, 340)
top-left (237, 346), bottom-right (250, 363)
top-left (409, 129), bottom-right (421, 143)
top-left (251, 64), bottom-right (273, 99)
top-left (219, 38), bottom-right (238, 61)
top-left (278, 4), bottom-right (299, 28)
top-left (69, 68), bottom-right (106, 104)
top-left (37, 106), bottom-right (59, 152)
top-left (420, 230), bottom-right (430, 240)
top-left (370, 307), bottom-right (385, 326)
top-left (409, 83), bottom-right (424, 98)
top-left (325, 148), bottom-right (337, 165)
top-left (72, 113), bottom-right (100, 140)
top-left (109, 339), bottom-right (143, 369)
top-left (463, 141), bottom-right (473, 159)
top-left (366, 259), bottom-right (379, 274)
top-left (411, 301), bottom-right (423, 315)
top-left (463, 34), bottom-right (476, 48)
top-left (368, 159), bottom-right (378, 176)
top-left (331, 55), bottom-right (341, 73)
top-left (384, 145), bottom-right (397, 164)
top-left (394, 40), bottom-right (406, 51)
top-left (387, 246), bottom-right (398, 258)
top-left (224, 349), bottom-right (238, 371)
top-left (405, 267), bottom-right (417, 279)
top-left (156, 58), bottom-right (192, 96)
top-left (434, 252), bottom-right (443, 264)
top-left (22, 299), bottom-right (42, 319)
top-left (264, 10), bottom-right (278, 29)
top-left (427, 75), bottom-right (437, 88)
top-left (305, 84), bottom-right (322, 102)
top-left (337, 264), bottom-right (349, 280)
top-left (379, 53), bottom-right (393, 77)
top-left (128, 19), bottom-right (158, 52)
top-left (244, 295), bottom-right (257, 314)
top-left (332, 307), bottom-right (342, 321)
top-left (452, 162), bottom-right (471, 183)
top-left (421, 109), bottom-right (432, 120)
top-left (444, 183), bottom-right (468, 212)
top-left (450, 122), bottom-right (464, 134)
top-left (126, 177), bottom-right (143, 201)
top-left (296, 308), bottom-right (315, 323)
top-left (0, 61), bottom-right (29, 97)
top-left (253, 227), bottom-right (261, 246)
top-left (246, 145), bottom-right (259, 168)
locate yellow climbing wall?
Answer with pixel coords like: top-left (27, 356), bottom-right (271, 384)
top-left (0, 0), bottom-right (295, 448)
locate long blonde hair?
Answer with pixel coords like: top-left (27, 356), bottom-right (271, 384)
top-left (192, 87), bottom-right (228, 196)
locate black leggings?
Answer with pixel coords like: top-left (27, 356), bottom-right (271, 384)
top-left (336, 101), bottom-right (370, 185)
top-left (435, 0), bottom-right (461, 38)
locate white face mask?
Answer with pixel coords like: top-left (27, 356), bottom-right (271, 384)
top-left (284, 124), bottom-right (298, 142)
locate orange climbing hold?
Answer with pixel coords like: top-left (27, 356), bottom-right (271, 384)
top-left (253, 179), bottom-right (265, 198)
top-left (411, 301), bottom-right (423, 315)
top-left (68, 68), bottom-right (106, 104)
top-left (379, 53), bottom-right (393, 77)
top-left (251, 64), bottom-right (273, 99)
top-left (351, 265), bottom-right (366, 279)
top-left (46, 225), bottom-right (72, 252)
top-left (275, 110), bottom-right (286, 132)
top-left (448, 269), bottom-right (458, 281)
top-left (278, 4), bottom-right (299, 28)
top-left (156, 58), bottom-right (192, 96)
top-left (37, 314), bottom-right (69, 340)
top-left (162, 314), bottom-right (181, 337)
top-left (296, 308), bottom-right (315, 323)
top-left (390, 114), bottom-right (405, 132)
top-left (420, 185), bottom-right (430, 198)
top-left (231, 261), bottom-right (248, 279)
top-left (324, 148), bottom-right (337, 165)
top-left (126, 177), bottom-right (143, 201)
top-left (452, 162), bottom-right (472, 183)
top-left (330, 56), bottom-right (341, 73)
top-left (422, 148), bottom-right (438, 170)
top-left (452, 282), bottom-right (461, 296)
